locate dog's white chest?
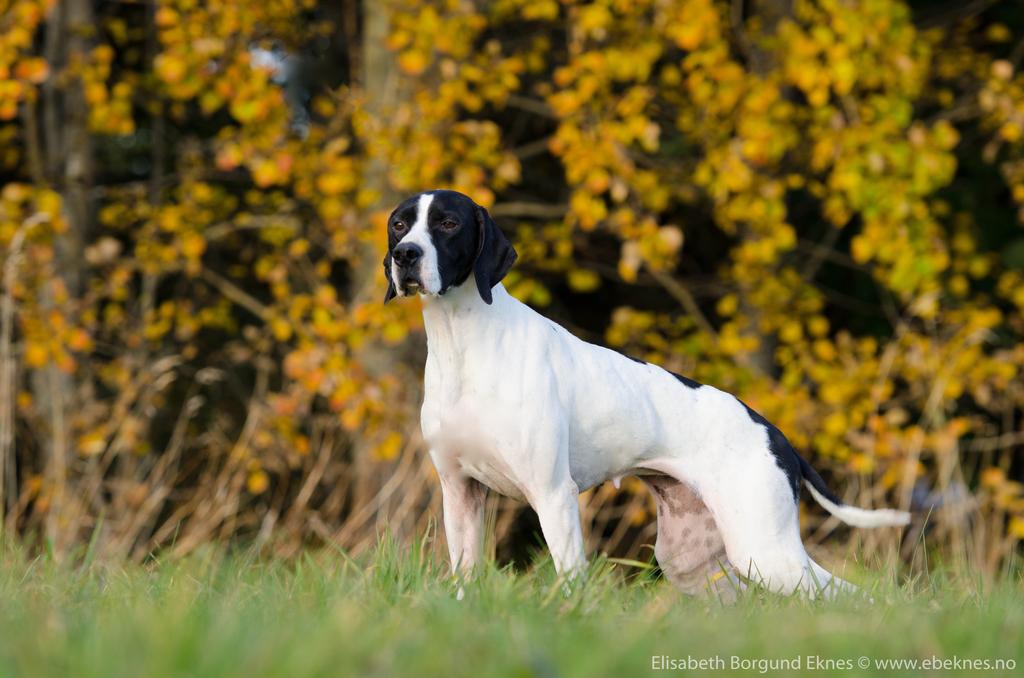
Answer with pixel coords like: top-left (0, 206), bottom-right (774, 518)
top-left (452, 452), bottom-right (528, 502)
top-left (425, 400), bottom-right (529, 501)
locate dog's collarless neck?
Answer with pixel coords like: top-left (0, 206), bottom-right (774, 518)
top-left (422, 281), bottom-right (508, 315)
top-left (421, 282), bottom-right (511, 358)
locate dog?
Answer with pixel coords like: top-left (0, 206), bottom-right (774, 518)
top-left (384, 189), bottom-right (910, 597)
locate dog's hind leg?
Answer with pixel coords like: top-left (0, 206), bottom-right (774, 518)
top-left (682, 456), bottom-right (828, 597)
top-left (808, 558), bottom-right (859, 597)
top-left (640, 475), bottom-right (740, 600)
top-left (643, 456), bottom-right (822, 597)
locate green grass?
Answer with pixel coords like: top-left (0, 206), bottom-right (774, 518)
top-left (0, 539), bottom-right (1021, 677)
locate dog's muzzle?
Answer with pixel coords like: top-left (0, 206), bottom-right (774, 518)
top-left (392, 242), bottom-right (425, 295)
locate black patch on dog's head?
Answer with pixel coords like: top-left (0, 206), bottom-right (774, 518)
top-left (384, 190), bottom-right (517, 304)
top-left (382, 250), bottom-right (397, 303)
top-left (470, 201), bottom-right (517, 304)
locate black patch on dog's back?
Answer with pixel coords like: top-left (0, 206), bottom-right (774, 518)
top-left (739, 402), bottom-right (801, 502)
top-left (617, 351), bottom-right (797, 499)
top-left (670, 372), bottom-right (703, 390)
top-left (619, 352), bottom-right (703, 390)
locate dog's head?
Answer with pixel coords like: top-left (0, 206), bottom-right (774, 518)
top-left (383, 190), bottom-right (517, 304)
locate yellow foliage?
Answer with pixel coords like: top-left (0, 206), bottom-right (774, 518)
top-left (0, 0), bottom-right (1022, 562)
top-left (247, 469), bottom-right (270, 495)
top-left (374, 432), bottom-right (403, 461)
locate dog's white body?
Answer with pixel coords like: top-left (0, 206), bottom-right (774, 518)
top-left (390, 191), bottom-right (909, 597)
top-left (421, 280), bottom-right (816, 593)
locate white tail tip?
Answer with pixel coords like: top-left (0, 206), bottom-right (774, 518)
top-left (805, 481), bottom-right (911, 528)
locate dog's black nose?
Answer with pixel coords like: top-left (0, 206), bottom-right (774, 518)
top-left (392, 242), bottom-right (423, 268)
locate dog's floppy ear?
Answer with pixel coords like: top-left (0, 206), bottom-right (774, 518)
top-left (473, 206), bottom-right (517, 304)
top-left (383, 251), bottom-right (397, 303)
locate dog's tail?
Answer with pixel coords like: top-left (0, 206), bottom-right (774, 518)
top-left (798, 455), bottom-right (911, 528)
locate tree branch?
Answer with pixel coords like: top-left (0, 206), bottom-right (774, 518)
top-left (505, 95), bottom-right (557, 119)
top-left (199, 268), bottom-right (270, 319)
top-left (964, 431), bottom-right (1024, 453)
top-left (490, 202), bottom-right (567, 219)
top-left (643, 264), bottom-right (719, 340)
top-left (917, 0), bottom-right (1000, 29)
top-left (511, 136), bottom-right (552, 160)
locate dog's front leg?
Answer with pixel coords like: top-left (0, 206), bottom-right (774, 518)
top-left (534, 481), bottom-right (587, 579)
top-left (438, 471), bottom-right (487, 581)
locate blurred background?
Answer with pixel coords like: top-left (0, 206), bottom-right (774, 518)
top-left (0, 0), bottom-right (1022, 575)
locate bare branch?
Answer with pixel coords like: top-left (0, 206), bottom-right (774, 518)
top-left (505, 95), bottom-right (557, 119)
top-left (964, 431), bottom-right (1024, 453)
top-left (199, 268), bottom-right (270, 319)
top-left (643, 264), bottom-right (719, 341)
top-left (917, 0), bottom-right (1000, 29)
top-left (490, 202), bottom-right (567, 219)
top-left (798, 225), bottom-right (846, 281)
top-left (511, 136), bottom-right (552, 160)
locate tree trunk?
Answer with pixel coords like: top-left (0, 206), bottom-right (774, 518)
top-left (36, 0), bottom-right (94, 551)
top-left (62, 0), bottom-right (93, 288)
top-left (358, 0), bottom-right (406, 292)
top-left (739, 0), bottom-right (793, 377)
top-left (345, 0), bottom-right (416, 519)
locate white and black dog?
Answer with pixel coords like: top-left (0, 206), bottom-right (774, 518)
top-left (384, 189), bottom-right (910, 597)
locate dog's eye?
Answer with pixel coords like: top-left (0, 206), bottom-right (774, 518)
top-left (392, 220), bottom-right (406, 232)
top-left (439, 219), bottom-right (458, 231)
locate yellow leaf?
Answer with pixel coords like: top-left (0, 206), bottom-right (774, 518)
top-left (779, 320), bottom-right (803, 344)
top-left (823, 412), bottom-right (847, 437)
top-left (247, 469), bottom-right (270, 495)
top-left (155, 6), bottom-right (178, 27)
top-left (578, 5), bottom-right (612, 32)
top-left (341, 407), bottom-right (362, 431)
top-left (374, 432), bottom-right (402, 461)
top-left (79, 430), bottom-right (106, 457)
top-left (567, 268), bottom-right (600, 292)
top-left (670, 23), bottom-right (705, 51)
top-left (252, 159), bottom-right (280, 187)
top-left (271, 317), bottom-right (293, 342)
top-left (981, 467), bottom-right (1005, 488)
top-left (716, 294), bottom-right (738, 317)
top-left (316, 172), bottom-right (352, 196)
top-left (382, 321), bottom-right (407, 344)
top-left (24, 342), bottom-right (48, 368)
top-left (988, 23), bottom-right (1012, 42)
top-left (68, 328), bottom-right (93, 352)
top-left (398, 50), bottom-right (429, 75)
top-left (999, 122), bottom-right (1021, 143)
top-left (181, 232), bottom-right (206, 259)
top-left (14, 58), bottom-right (49, 84)
top-left (992, 59), bottom-right (1014, 82)
top-left (812, 339), bottom-right (837, 361)
top-left (154, 53), bottom-right (187, 84)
